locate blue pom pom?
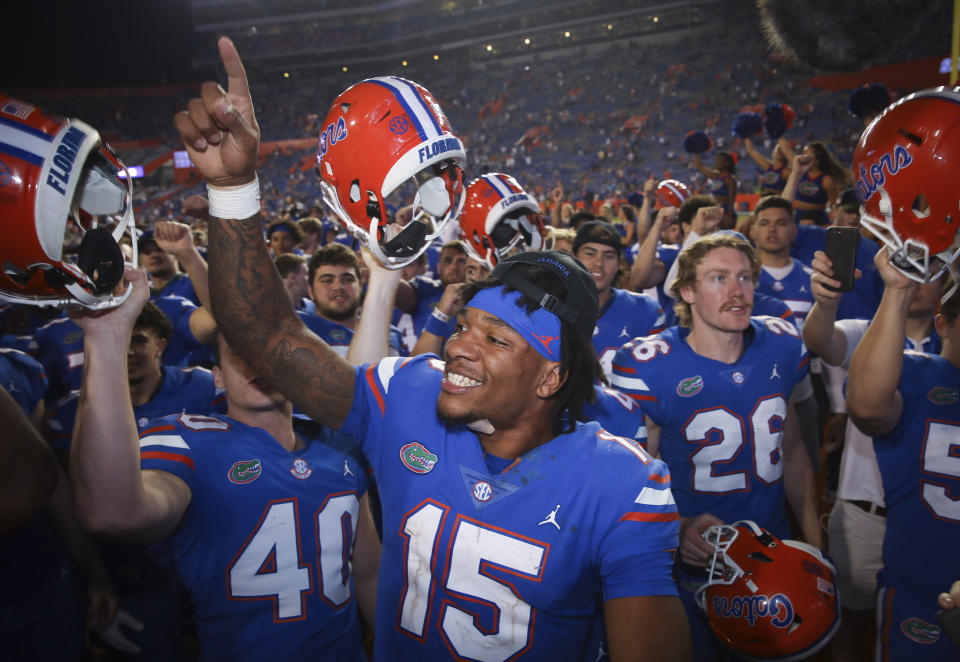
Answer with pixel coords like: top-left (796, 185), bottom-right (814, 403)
top-left (627, 191), bottom-right (645, 208)
top-left (732, 113), bottom-right (763, 138)
top-left (683, 130), bottom-right (712, 154)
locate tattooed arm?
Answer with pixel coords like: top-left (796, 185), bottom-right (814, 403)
top-left (175, 36), bottom-right (356, 427)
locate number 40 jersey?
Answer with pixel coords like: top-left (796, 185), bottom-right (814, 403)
top-left (611, 317), bottom-right (808, 539)
top-left (138, 413), bottom-right (369, 662)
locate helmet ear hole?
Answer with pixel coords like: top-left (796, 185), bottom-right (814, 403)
top-left (912, 193), bottom-right (931, 218)
top-left (3, 261), bottom-right (32, 288)
top-left (349, 180), bottom-right (362, 204)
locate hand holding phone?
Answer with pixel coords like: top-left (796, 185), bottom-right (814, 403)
top-left (823, 226), bottom-right (859, 292)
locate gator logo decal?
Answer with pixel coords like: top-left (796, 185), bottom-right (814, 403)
top-left (677, 375), bottom-right (703, 397)
top-left (928, 386), bottom-right (959, 405)
top-left (900, 617), bottom-right (939, 644)
top-left (228, 459), bottom-right (262, 484)
top-left (400, 442), bottom-right (438, 474)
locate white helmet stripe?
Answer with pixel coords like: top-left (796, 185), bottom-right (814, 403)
top-left (0, 116), bottom-right (54, 167)
top-left (368, 77), bottom-right (443, 142)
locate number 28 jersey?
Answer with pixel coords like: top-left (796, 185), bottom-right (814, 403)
top-left (138, 413), bottom-right (369, 662)
top-left (340, 355), bottom-right (681, 662)
top-left (611, 318), bottom-right (808, 538)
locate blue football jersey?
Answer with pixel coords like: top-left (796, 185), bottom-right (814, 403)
top-left (392, 276), bottom-right (445, 354)
top-left (581, 384), bottom-right (648, 447)
top-left (875, 352), bottom-right (960, 598)
top-left (139, 414), bottom-right (368, 662)
top-left (150, 272), bottom-right (199, 305)
top-left (298, 311), bottom-right (406, 358)
top-left (340, 355), bottom-right (680, 661)
top-left (757, 260), bottom-right (815, 330)
top-left (611, 318), bottom-right (808, 538)
top-left (47, 365), bottom-right (225, 452)
top-left (35, 316), bottom-right (84, 402)
top-left (592, 288), bottom-right (665, 379)
top-left (153, 295), bottom-right (204, 367)
top-left (0, 348), bottom-right (47, 415)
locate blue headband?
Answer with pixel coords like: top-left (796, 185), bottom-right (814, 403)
top-left (467, 286), bottom-right (562, 361)
top-left (270, 222), bottom-right (294, 237)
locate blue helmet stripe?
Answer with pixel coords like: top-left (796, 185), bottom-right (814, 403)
top-left (0, 141), bottom-right (43, 166)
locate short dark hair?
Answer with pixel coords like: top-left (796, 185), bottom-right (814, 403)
top-left (134, 300), bottom-right (173, 341)
top-left (754, 195), bottom-right (794, 217)
top-left (266, 219), bottom-right (303, 244)
top-left (297, 217), bottom-right (323, 238)
top-left (307, 243), bottom-right (361, 285)
top-left (275, 253), bottom-right (307, 279)
top-left (440, 240), bottom-right (467, 256)
top-left (460, 262), bottom-right (602, 435)
top-left (568, 211), bottom-right (596, 231)
top-left (678, 195), bottom-right (718, 226)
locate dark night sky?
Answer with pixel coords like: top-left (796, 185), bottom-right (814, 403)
top-left (2, 0), bottom-right (207, 89)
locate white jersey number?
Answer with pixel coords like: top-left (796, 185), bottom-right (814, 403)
top-left (922, 421), bottom-right (960, 522)
top-left (228, 495), bottom-right (360, 621)
top-left (399, 501), bottom-right (547, 661)
top-left (684, 396), bottom-right (787, 493)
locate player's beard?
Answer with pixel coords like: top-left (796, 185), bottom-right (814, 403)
top-left (317, 298), bottom-right (360, 322)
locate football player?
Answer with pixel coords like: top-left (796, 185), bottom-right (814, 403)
top-left (611, 232), bottom-right (819, 660)
top-left (846, 87), bottom-right (960, 662)
top-left (70, 269), bottom-right (379, 661)
top-left (176, 37), bottom-right (692, 661)
top-left (574, 221), bottom-right (664, 380)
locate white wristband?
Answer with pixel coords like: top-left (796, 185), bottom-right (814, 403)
top-left (207, 177), bottom-right (261, 220)
top-left (431, 308), bottom-right (450, 323)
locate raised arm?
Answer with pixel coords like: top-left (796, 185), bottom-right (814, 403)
top-left (70, 270), bottom-right (191, 542)
top-left (802, 250), bottom-right (851, 366)
top-left (743, 137), bottom-right (770, 169)
top-left (347, 249), bottom-right (404, 365)
top-left (628, 206), bottom-right (675, 291)
top-left (782, 153), bottom-right (813, 203)
top-left (693, 154), bottom-right (719, 179)
top-left (174, 36), bottom-right (356, 428)
top-left (846, 249), bottom-right (911, 436)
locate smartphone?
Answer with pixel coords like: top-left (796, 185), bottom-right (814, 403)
top-left (823, 226), bottom-right (859, 292)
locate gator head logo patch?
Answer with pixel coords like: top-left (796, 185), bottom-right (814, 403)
top-left (400, 442), bottom-right (438, 474)
top-left (228, 459), bottom-right (262, 484)
top-left (677, 375), bottom-right (703, 397)
top-left (900, 617), bottom-right (940, 644)
top-left (928, 386), bottom-right (959, 405)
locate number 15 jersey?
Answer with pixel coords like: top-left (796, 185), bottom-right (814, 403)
top-left (611, 318), bottom-right (808, 539)
top-left (340, 355), bottom-right (681, 662)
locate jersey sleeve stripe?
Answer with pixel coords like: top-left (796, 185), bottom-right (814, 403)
top-left (634, 486), bottom-right (676, 507)
top-left (376, 356), bottom-right (408, 395)
top-left (139, 424), bottom-right (176, 437)
top-left (612, 364), bottom-right (637, 375)
top-left (139, 434), bottom-right (190, 449)
top-left (365, 365), bottom-right (386, 416)
top-left (626, 393), bottom-right (658, 403)
top-left (609, 374), bottom-right (650, 392)
top-left (606, 433), bottom-right (651, 464)
top-left (798, 355), bottom-right (810, 371)
top-left (140, 450), bottom-right (195, 470)
top-left (619, 511), bottom-right (680, 523)
top-left (647, 472), bottom-right (670, 485)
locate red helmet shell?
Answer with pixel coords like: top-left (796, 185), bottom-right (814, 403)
top-left (696, 521), bottom-right (840, 661)
top-left (459, 173), bottom-right (543, 271)
top-left (657, 179), bottom-right (691, 208)
top-left (854, 86), bottom-right (960, 282)
top-left (317, 76), bottom-right (466, 268)
top-left (0, 95), bottom-right (135, 308)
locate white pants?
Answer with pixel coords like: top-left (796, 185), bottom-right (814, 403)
top-left (827, 498), bottom-right (886, 610)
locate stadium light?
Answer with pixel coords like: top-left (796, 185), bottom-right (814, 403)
top-left (402, 60), bottom-right (408, 66)
top-left (524, 37), bottom-right (531, 45)
top-left (486, 44), bottom-right (493, 51)
top-left (607, 24), bottom-right (613, 30)
top-left (653, 16), bottom-right (659, 22)
top-left (283, 72), bottom-right (290, 78)
top-left (342, 66), bottom-right (348, 72)
top-left (433, 54), bottom-right (439, 61)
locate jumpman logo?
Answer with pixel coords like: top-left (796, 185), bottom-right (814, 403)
top-left (530, 332), bottom-right (559, 354)
top-left (343, 459), bottom-right (354, 477)
top-left (538, 504), bottom-right (561, 531)
top-left (770, 363), bottom-right (782, 380)
top-left (619, 325), bottom-right (630, 338)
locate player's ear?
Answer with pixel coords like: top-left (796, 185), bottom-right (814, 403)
top-left (212, 365), bottom-right (224, 390)
top-left (679, 283), bottom-right (696, 305)
top-left (536, 360), bottom-right (564, 399)
top-left (156, 337), bottom-right (167, 358)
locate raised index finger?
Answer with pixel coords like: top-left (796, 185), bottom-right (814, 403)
top-left (217, 36), bottom-right (251, 103)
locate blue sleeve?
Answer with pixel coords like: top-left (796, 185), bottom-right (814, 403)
top-left (0, 350), bottom-right (48, 414)
top-left (139, 415), bottom-right (197, 489)
top-left (598, 456), bottom-right (680, 599)
top-left (610, 340), bottom-right (664, 425)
